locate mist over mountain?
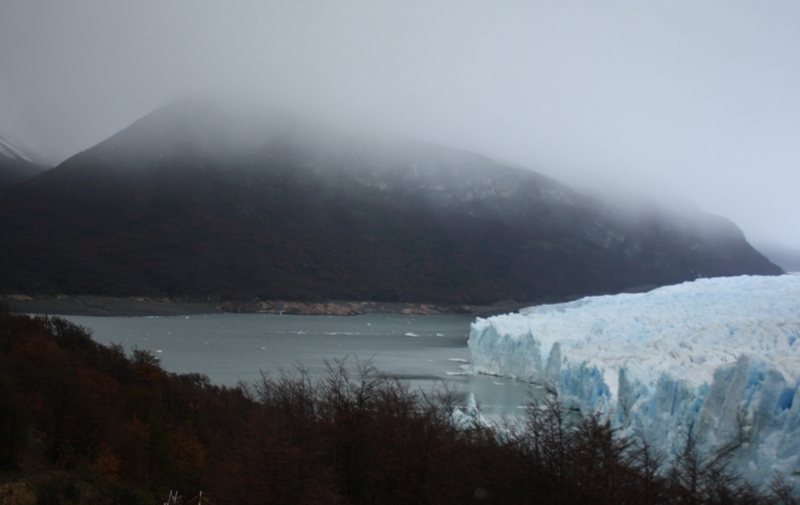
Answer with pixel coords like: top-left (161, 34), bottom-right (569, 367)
top-left (0, 100), bottom-right (782, 304)
top-left (751, 242), bottom-right (800, 273)
top-left (0, 131), bottom-right (50, 191)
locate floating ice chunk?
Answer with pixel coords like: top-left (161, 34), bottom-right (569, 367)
top-left (468, 275), bottom-right (800, 485)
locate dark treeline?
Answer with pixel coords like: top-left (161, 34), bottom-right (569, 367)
top-left (0, 304), bottom-right (796, 504)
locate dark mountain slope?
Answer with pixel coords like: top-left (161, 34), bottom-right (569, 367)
top-left (0, 132), bottom-right (49, 191)
top-left (753, 242), bottom-right (800, 272)
top-left (0, 101), bottom-right (782, 303)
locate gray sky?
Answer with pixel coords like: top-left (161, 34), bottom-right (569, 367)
top-left (1, 1), bottom-right (799, 249)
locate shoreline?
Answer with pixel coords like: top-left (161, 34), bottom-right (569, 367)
top-left (2, 294), bottom-right (524, 318)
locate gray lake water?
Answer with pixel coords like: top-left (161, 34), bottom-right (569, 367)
top-left (63, 313), bottom-right (541, 415)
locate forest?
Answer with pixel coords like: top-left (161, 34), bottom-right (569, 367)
top-left (0, 303), bottom-right (796, 504)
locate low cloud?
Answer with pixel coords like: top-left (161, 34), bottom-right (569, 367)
top-left (1, 0), bottom-right (798, 248)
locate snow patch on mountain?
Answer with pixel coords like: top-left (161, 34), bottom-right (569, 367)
top-left (468, 274), bottom-right (800, 484)
top-left (0, 132), bottom-right (34, 162)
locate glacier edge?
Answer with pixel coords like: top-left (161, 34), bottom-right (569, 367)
top-left (468, 275), bottom-right (800, 485)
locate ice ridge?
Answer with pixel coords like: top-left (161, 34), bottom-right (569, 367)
top-left (468, 274), bottom-right (800, 484)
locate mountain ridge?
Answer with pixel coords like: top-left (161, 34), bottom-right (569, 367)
top-left (0, 131), bottom-right (50, 190)
top-left (0, 100), bottom-right (782, 303)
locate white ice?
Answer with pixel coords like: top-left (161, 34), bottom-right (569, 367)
top-left (468, 274), bottom-right (800, 485)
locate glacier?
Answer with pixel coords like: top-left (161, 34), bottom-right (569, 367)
top-left (468, 274), bottom-right (800, 484)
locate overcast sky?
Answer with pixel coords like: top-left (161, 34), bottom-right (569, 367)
top-left (1, 1), bottom-right (798, 249)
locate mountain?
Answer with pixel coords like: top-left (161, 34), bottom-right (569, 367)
top-left (752, 242), bottom-right (800, 272)
top-left (0, 100), bottom-right (782, 303)
top-left (0, 131), bottom-right (50, 190)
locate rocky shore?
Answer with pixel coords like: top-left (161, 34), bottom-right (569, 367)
top-left (3, 294), bottom-right (522, 317)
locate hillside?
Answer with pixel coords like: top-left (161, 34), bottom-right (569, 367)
top-left (0, 100), bottom-right (782, 303)
top-left (0, 132), bottom-right (50, 191)
top-left (753, 242), bottom-right (800, 272)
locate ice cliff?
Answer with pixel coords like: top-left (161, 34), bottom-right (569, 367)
top-left (468, 275), bottom-right (800, 484)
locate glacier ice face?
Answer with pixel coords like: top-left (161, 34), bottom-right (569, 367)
top-left (468, 274), bottom-right (800, 484)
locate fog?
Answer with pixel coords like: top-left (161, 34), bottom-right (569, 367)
top-left (1, 1), bottom-right (799, 249)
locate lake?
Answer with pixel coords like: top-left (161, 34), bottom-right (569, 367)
top-left (63, 312), bottom-right (541, 415)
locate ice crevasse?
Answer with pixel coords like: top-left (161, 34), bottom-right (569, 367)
top-left (468, 274), bottom-right (800, 484)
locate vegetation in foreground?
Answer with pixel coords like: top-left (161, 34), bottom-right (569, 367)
top-left (0, 303), bottom-right (796, 504)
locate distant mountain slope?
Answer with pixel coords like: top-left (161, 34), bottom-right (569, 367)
top-left (0, 100), bottom-right (782, 303)
top-left (0, 131), bottom-right (50, 190)
top-left (753, 242), bottom-right (800, 272)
